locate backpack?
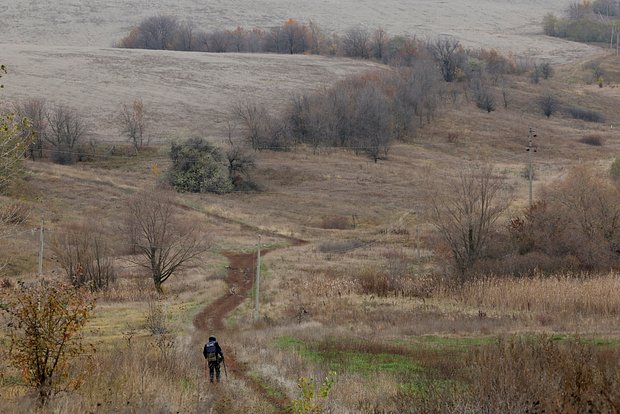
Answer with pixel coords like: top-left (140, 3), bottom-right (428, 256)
top-left (205, 341), bottom-right (218, 362)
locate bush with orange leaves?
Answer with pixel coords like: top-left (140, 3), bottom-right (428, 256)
top-left (0, 280), bottom-right (95, 405)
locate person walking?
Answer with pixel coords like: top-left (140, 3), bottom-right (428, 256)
top-left (203, 336), bottom-right (225, 383)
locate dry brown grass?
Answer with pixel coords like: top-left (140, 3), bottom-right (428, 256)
top-left (1, 336), bottom-right (272, 413)
top-left (3, 40), bottom-right (620, 413)
top-left (453, 272), bottom-right (620, 319)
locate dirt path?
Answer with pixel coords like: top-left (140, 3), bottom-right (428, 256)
top-left (193, 249), bottom-right (290, 412)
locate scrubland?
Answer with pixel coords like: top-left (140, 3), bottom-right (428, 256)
top-left (3, 1), bottom-right (620, 413)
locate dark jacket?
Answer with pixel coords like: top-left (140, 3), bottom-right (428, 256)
top-left (203, 340), bottom-right (224, 361)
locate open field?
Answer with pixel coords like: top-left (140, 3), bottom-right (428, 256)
top-left (4, 0), bottom-right (620, 412)
top-left (2, 0), bottom-right (597, 62)
top-left (0, 44), bottom-right (380, 142)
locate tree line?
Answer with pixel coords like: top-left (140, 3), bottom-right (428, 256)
top-left (117, 16), bottom-right (421, 64)
top-left (116, 15), bottom-right (529, 77)
top-left (543, 0), bottom-right (620, 43)
top-left (231, 60), bottom-right (442, 161)
top-left (431, 164), bottom-right (620, 280)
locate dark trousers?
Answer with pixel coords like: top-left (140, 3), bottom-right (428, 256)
top-left (208, 361), bottom-right (221, 383)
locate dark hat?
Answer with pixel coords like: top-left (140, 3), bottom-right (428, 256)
top-left (208, 336), bottom-right (216, 341)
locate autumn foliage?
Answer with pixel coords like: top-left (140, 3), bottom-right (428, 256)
top-left (1, 280), bottom-right (95, 404)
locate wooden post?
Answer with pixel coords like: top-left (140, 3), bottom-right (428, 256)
top-left (38, 220), bottom-right (44, 276)
top-left (254, 235), bottom-right (261, 321)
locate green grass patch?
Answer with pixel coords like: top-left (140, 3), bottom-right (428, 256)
top-left (305, 350), bottom-right (421, 375)
top-left (275, 335), bottom-right (421, 375)
top-left (274, 335), bottom-right (305, 349)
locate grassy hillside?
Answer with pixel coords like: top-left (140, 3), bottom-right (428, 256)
top-left (3, 1), bottom-right (620, 412)
top-left (2, 47), bottom-right (620, 411)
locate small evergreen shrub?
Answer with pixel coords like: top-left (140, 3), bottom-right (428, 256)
top-left (166, 137), bottom-right (233, 194)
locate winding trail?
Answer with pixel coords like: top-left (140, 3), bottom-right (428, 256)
top-left (193, 248), bottom-right (294, 412)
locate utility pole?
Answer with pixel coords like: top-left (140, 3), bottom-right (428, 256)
top-left (526, 128), bottom-right (537, 208)
top-left (415, 226), bottom-right (421, 260)
top-left (254, 235), bottom-right (261, 322)
top-left (38, 219), bottom-right (44, 276)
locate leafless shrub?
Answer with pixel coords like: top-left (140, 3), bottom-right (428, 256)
top-left (565, 105), bottom-right (605, 123)
top-left (446, 131), bottom-right (460, 144)
top-left (136, 15), bottom-right (179, 50)
top-left (342, 26), bottom-right (371, 58)
top-left (225, 123), bottom-right (257, 191)
top-left (427, 36), bottom-right (464, 82)
top-left (15, 98), bottom-right (46, 160)
top-left (406, 336), bottom-right (620, 413)
top-left (430, 165), bottom-right (509, 279)
top-left (118, 98), bottom-right (147, 151)
top-left (470, 336), bottom-right (620, 412)
top-left (472, 79), bottom-right (496, 113)
top-left (232, 100), bottom-right (289, 150)
top-left (530, 64), bottom-right (542, 84)
top-left (45, 105), bottom-right (88, 164)
top-left (51, 222), bottom-right (116, 291)
top-left (144, 295), bottom-right (169, 335)
top-left (176, 20), bottom-right (197, 51)
top-left (281, 73), bottom-right (404, 159)
top-left (320, 215), bottom-right (354, 230)
top-left (579, 134), bottom-right (604, 146)
top-left (0, 200), bottom-right (29, 225)
top-left (538, 94), bottom-right (560, 118)
top-left (509, 165), bottom-right (620, 271)
top-left (371, 27), bottom-right (389, 62)
top-left (540, 62), bottom-right (554, 79)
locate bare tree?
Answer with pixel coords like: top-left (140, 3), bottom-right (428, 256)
top-left (232, 100), bottom-right (282, 150)
top-left (430, 165), bottom-right (509, 279)
top-left (342, 26), bottom-right (371, 59)
top-left (206, 30), bottom-right (230, 53)
top-left (538, 94), bottom-right (560, 118)
top-left (125, 190), bottom-right (205, 293)
top-left (45, 105), bottom-right (88, 164)
top-left (539, 62), bottom-right (554, 79)
top-left (307, 20), bottom-right (325, 54)
top-left (472, 79), bottom-right (496, 113)
top-left (51, 222), bottom-right (116, 291)
top-left (15, 98), bottom-right (46, 160)
top-left (568, 1), bottom-right (590, 19)
top-left (138, 15), bottom-right (179, 50)
top-left (228, 27), bottom-right (247, 52)
top-left (118, 98), bottom-right (147, 151)
top-left (428, 37), bottom-right (463, 82)
top-left (371, 27), bottom-right (389, 62)
top-left (177, 20), bottom-right (196, 51)
top-left (225, 122), bottom-right (256, 189)
top-left (280, 19), bottom-right (308, 54)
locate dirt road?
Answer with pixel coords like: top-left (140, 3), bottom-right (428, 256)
top-left (193, 249), bottom-right (290, 412)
